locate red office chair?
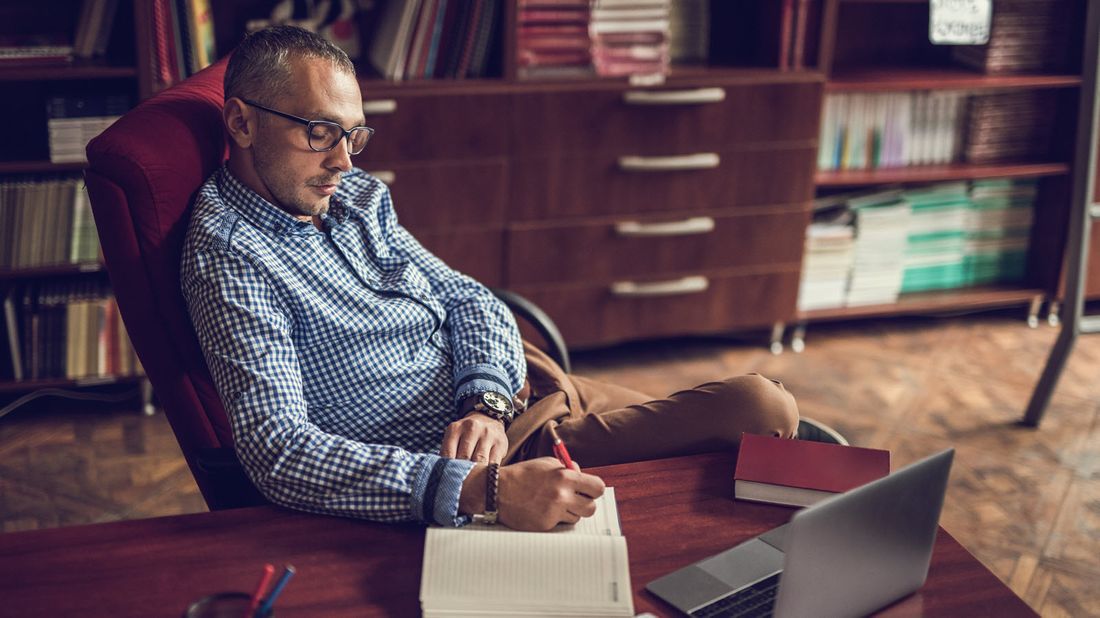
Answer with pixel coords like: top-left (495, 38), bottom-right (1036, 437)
top-left (84, 58), bottom-right (572, 510)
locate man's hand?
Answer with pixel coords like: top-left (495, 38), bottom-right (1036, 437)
top-left (458, 457), bottom-right (607, 531)
top-left (440, 411), bottom-right (508, 464)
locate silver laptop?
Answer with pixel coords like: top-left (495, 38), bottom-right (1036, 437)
top-left (647, 448), bottom-right (954, 618)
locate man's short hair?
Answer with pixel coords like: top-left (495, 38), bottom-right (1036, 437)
top-left (224, 24), bottom-right (355, 104)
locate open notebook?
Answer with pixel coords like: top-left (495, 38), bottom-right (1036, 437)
top-left (419, 488), bottom-right (634, 617)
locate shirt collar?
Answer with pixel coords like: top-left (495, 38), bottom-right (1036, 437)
top-left (217, 165), bottom-right (349, 236)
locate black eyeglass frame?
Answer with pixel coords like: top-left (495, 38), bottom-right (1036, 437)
top-left (241, 98), bottom-right (374, 155)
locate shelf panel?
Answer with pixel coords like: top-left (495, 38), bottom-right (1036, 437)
top-left (0, 374), bottom-right (145, 395)
top-left (798, 286), bottom-right (1044, 322)
top-left (0, 262), bottom-right (104, 281)
top-left (0, 63), bottom-right (137, 81)
top-left (0, 161), bottom-right (87, 174)
top-left (827, 68), bottom-right (1081, 92)
top-left (815, 162), bottom-right (1070, 186)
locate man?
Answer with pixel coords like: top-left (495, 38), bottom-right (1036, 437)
top-left (182, 25), bottom-right (798, 532)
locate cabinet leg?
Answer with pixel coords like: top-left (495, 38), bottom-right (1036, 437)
top-left (141, 378), bottom-right (156, 417)
top-left (1046, 301), bottom-right (1061, 327)
top-left (1027, 295), bottom-right (1043, 328)
top-left (769, 322), bottom-right (785, 355)
top-left (790, 322), bottom-right (807, 353)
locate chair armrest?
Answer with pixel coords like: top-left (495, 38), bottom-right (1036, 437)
top-left (194, 447), bottom-right (269, 510)
top-left (490, 288), bottom-right (571, 374)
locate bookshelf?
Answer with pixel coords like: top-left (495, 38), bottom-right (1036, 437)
top-left (4, 0), bottom-right (1094, 371)
top-left (799, 0), bottom-right (1088, 326)
top-left (0, 0), bottom-right (149, 406)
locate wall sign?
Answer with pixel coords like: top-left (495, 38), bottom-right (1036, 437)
top-left (929, 0), bottom-right (992, 45)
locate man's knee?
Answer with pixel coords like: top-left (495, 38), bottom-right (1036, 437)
top-left (718, 373), bottom-right (800, 439)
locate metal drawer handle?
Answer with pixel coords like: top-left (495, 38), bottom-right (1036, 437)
top-left (618, 153), bottom-right (720, 172)
top-left (611, 276), bottom-right (709, 297)
top-left (362, 99), bottom-right (398, 115)
top-left (622, 88), bottom-right (726, 105)
top-left (369, 170), bottom-right (396, 184)
top-left (614, 217), bottom-right (715, 237)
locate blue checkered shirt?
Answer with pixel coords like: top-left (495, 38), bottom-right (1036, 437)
top-left (180, 166), bottom-right (525, 525)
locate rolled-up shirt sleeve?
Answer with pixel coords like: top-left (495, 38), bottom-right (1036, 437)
top-left (182, 245), bottom-right (473, 525)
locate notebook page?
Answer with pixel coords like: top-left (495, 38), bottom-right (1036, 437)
top-left (421, 528), bottom-right (633, 614)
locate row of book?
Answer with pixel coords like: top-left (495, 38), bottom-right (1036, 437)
top-left (798, 179), bottom-right (1037, 311)
top-left (2, 280), bottom-right (141, 382)
top-left (951, 0), bottom-right (1071, 74)
top-left (0, 176), bottom-right (100, 271)
top-left (148, 0), bottom-right (217, 91)
top-left (0, 0), bottom-right (118, 66)
top-left (817, 90), bottom-right (1056, 171)
top-left (46, 92), bottom-right (130, 164)
top-left (368, 0), bottom-right (502, 81)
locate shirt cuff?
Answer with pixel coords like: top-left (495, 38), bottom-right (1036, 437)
top-left (410, 454), bottom-right (476, 526)
top-left (454, 363), bottom-right (513, 407)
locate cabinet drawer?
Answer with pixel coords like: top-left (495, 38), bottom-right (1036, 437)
top-left (353, 91), bottom-right (510, 162)
top-left (507, 209), bottom-right (809, 285)
top-left (363, 159), bottom-right (507, 230)
top-left (512, 146), bottom-right (816, 221)
top-left (410, 228), bottom-right (504, 287)
top-left (511, 270), bottom-right (799, 347)
top-left (511, 81), bottom-right (821, 156)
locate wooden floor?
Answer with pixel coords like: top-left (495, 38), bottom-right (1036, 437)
top-left (2, 314), bottom-right (1098, 616)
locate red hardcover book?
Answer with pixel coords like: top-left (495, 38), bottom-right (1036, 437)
top-left (733, 434), bottom-right (890, 507)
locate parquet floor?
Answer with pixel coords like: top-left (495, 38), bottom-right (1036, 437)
top-left (2, 314), bottom-right (1098, 616)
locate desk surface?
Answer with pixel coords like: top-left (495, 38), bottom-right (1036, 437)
top-left (0, 452), bottom-right (1035, 617)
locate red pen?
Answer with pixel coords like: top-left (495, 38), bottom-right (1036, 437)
top-left (550, 428), bottom-right (575, 470)
top-left (245, 563), bottom-right (275, 618)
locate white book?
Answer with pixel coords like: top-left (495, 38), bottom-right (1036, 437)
top-left (818, 95), bottom-right (838, 171)
top-left (420, 489), bottom-right (634, 617)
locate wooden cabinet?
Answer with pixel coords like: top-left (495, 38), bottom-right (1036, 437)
top-left (345, 72), bottom-right (823, 346)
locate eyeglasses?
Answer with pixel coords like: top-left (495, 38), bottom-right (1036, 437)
top-left (242, 98), bottom-right (374, 155)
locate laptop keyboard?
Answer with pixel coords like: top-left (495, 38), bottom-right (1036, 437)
top-left (688, 573), bottom-right (781, 618)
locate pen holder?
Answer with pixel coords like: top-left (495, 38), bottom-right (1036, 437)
top-left (183, 592), bottom-right (273, 618)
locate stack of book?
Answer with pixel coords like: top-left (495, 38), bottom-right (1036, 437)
top-left (900, 183), bottom-right (970, 293)
top-left (46, 92), bottom-right (130, 164)
top-left (0, 176), bottom-right (100, 270)
top-left (516, 0), bottom-right (593, 79)
top-left (369, 0), bottom-right (501, 81)
top-left (797, 203), bottom-right (855, 312)
top-left (952, 0), bottom-right (1071, 74)
top-left (963, 178), bottom-right (1037, 285)
top-left (590, 0), bottom-right (671, 78)
top-left (817, 92), bottom-right (967, 171)
top-left (2, 280), bottom-right (141, 382)
top-left (846, 190), bottom-right (911, 306)
top-left (668, 0), bottom-right (708, 62)
top-left (147, 0), bottom-right (217, 91)
top-left (963, 91), bottom-right (1055, 164)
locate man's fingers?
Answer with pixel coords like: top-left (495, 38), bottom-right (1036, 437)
top-left (561, 510), bottom-right (582, 525)
top-left (573, 472), bottom-right (606, 500)
top-left (488, 442), bottom-right (505, 465)
top-left (456, 435), bottom-right (478, 460)
top-left (439, 427), bottom-right (459, 458)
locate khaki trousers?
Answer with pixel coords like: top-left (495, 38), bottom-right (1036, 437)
top-left (504, 342), bottom-right (800, 468)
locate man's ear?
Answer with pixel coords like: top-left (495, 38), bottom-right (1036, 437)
top-left (224, 98), bottom-right (255, 149)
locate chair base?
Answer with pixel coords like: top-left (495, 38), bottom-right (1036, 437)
top-left (796, 418), bottom-right (849, 445)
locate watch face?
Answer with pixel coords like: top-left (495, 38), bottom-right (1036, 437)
top-left (481, 391), bottom-right (512, 413)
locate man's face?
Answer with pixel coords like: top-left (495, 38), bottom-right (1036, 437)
top-left (247, 57), bottom-right (365, 219)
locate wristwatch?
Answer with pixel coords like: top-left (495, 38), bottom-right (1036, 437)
top-left (469, 390), bottom-right (515, 425)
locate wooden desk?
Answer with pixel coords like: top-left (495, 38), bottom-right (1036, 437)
top-left (0, 452), bottom-right (1035, 617)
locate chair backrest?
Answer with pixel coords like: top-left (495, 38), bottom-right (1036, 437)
top-left (84, 58), bottom-right (259, 509)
